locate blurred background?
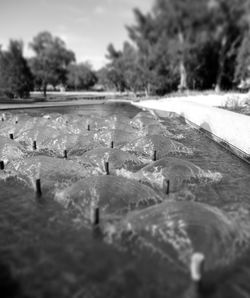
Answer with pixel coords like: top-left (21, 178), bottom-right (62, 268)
top-left (1, 0), bottom-right (250, 98)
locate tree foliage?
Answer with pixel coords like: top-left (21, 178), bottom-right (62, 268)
top-left (29, 31), bottom-right (75, 96)
top-left (67, 63), bottom-right (97, 90)
top-left (0, 40), bottom-right (33, 98)
top-left (102, 0), bottom-right (250, 94)
top-left (103, 42), bottom-right (145, 93)
top-left (105, 43), bottom-right (127, 92)
top-left (235, 32), bottom-right (250, 85)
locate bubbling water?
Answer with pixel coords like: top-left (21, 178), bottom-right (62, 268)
top-left (54, 175), bottom-right (164, 221)
top-left (6, 155), bottom-right (98, 198)
top-left (1, 105), bottom-right (250, 298)
top-left (108, 200), bottom-right (250, 271)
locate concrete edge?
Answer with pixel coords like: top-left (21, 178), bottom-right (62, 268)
top-left (1, 97), bottom-right (249, 164)
top-left (132, 100), bottom-right (250, 165)
top-left (0, 99), bottom-right (134, 111)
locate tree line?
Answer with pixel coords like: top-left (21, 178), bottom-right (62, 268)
top-left (0, 32), bottom-right (98, 98)
top-left (100, 0), bottom-right (250, 95)
top-left (1, 0), bottom-right (250, 99)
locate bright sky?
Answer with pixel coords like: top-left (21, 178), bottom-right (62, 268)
top-left (0, 0), bottom-right (154, 70)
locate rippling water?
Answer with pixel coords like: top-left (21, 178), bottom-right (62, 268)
top-left (1, 103), bottom-right (250, 298)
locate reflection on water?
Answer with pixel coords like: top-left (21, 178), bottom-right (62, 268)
top-left (0, 102), bottom-right (250, 298)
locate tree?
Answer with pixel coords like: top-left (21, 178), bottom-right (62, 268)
top-left (121, 42), bottom-right (144, 93)
top-left (127, 9), bottom-right (160, 95)
top-left (126, 0), bottom-right (249, 93)
top-left (0, 40), bottom-right (33, 98)
top-left (235, 32), bottom-right (250, 86)
top-left (67, 62), bottom-right (97, 90)
top-left (96, 67), bottom-right (113, 90)
top-left (208, 0), bottom-right (249, 91)
top-left (101, 42), bottom-right (145, 93)
top-left (187, 39), bottom-right (219, 90)
top-left (29, 31), bottom-right (75, 96)
top-left (144, 0), bottom-right (215, 91)
top-left (105, 43), bottom-right (127, 92)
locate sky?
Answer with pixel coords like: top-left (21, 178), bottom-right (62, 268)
top-left (0, 0), bottom-right (154, 70)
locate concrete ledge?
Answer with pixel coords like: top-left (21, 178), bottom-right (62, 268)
top-left (133, 98), bottom-right (250, 160)
top-left (0, 99), bottom-right (109, 110)
top-left (164, 93), bottom-right (249, 107)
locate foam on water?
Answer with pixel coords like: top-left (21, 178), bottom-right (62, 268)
top-left (1, 105), bottom-right (250, 297)
top-left (93, 129), bottom-right (140, 147)
top-left (108, 200), bottom-right (250, 272)
top-left (130, 157), bottom-right (223, 192)
top-left (6, 155), bottom-right (96, 197)
top-left (121, 135), bottom-right (193, 161)
top-left (73, 148), bottom-right (144, 173)
top-left (54, 175), bottom-right (164, 221)
top-left (0, 136), bottom-right (26, 163)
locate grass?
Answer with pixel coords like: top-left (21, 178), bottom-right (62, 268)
top-left (220, 94), bottom-right (250, 115)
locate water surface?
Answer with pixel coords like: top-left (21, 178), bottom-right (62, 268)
top-left (1, 102), bottom-right (250, 298)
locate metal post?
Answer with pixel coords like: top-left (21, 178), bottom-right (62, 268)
top-left (64, 150), bottom-right (67, 159)
top-left (36, 179), bottom-right (42, 197)
top-left (105, 161), bottom-right (109, 175)
top-left (33, 140), bottom-right (37, 150)
top-left (190, 252), bottom-right (205, 293)
top-left (153, 150), bottom-right (157, 161)
top-left (9, 133), bottom-right (14, 140)
top-left (94, 207), bottom-right (99, 225)
top-left (165, 180), bottom-right (170, 195)
top-left (0, 161), bottom-right (4, 170)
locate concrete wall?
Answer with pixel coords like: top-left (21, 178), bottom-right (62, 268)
top-left (133, 98), bottom-right (250, 157)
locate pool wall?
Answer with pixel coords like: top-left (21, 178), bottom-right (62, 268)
top-left (132, 97), bottom-right (250, 162)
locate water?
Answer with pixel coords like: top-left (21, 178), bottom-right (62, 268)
top-left (0, 102), bottom-right (250, 298)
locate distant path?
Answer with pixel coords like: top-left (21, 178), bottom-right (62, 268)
top-left (0, 98), bottom-right (132, 110)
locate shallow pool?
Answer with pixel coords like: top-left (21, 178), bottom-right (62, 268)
top-left (0, 102), bottom-right (250, 298)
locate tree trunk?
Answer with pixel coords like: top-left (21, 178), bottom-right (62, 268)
top-left (145, 82), bottom-right (151, 97)
top-left (179, 59), bottom-right (187, 91)
top-left (43, 83), bottom-right (47, 97)
top-left (178, 32), bottom-right (188, 92)
top-left (215, 36), bottom-right (227, 92)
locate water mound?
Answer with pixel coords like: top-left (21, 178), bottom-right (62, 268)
top-left (0, 136), bottom-right (26, 163)
top-left (38, 132), bottom-right (103, 157)
top-left (133, 111), bottom-right (156, 120)
top-left (0, 122), bottom-right (16, 138)
top-left (55, 176), bottom-right (164, 220)
top-left (130, 116), bottom-right (161, 130)
top-left (85, 116), bottom-right (112, 131)
top-left (39, 133), bottom-right (79, 156)
top-left (39, 132), bottom-right (102, 157)
top-left (6, 156), bottom-right (96, 197)
top-left (67, 134), bottom-right (104, 156)
top-left (103, 114), bottom-right (133, 130)
top-left (85, 115), bottom-right (134, 132)
top-left (132, 157), bottom-right (222, 192)
top-left (15, 124), bottom-right (64, 149)
top-left (41, 113), bottom-right (91, 134)
top-left (0, 114), bottom-right (39, 138)
top-left (142, 123), bottom-right (174, 138)
top-left (73, 148), bottom-right (144, 173)
top-left (93, 129), bottom-right (140, 147)
top-left (111, 200), bottom-right (248, 270)
top-left (121, 135), bottom-right (193, 160)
